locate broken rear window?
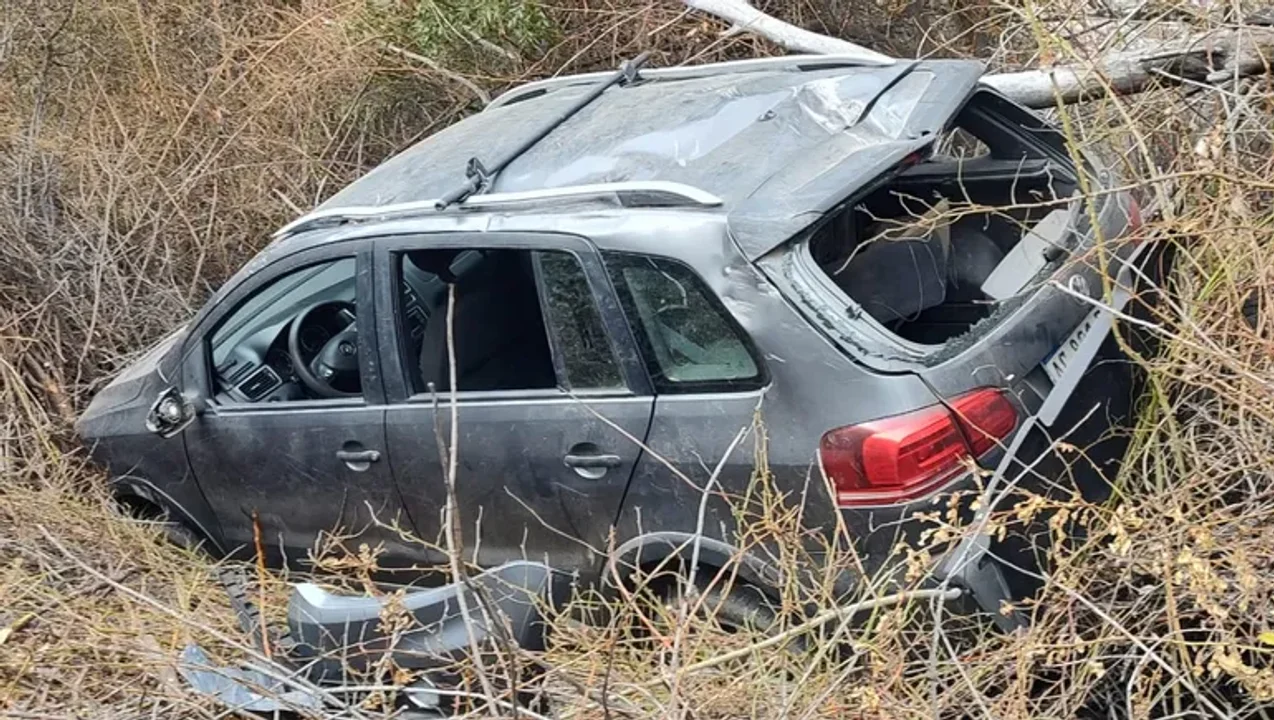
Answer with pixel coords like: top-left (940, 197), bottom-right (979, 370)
top-left (805, 91), bottom-right (1081, 346)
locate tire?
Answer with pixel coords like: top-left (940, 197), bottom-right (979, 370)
top-left (117, 496), bottom-right (298, 658)
top-left (216, 565), bottom-right (298, 657)
top-left (117, 495), bottom-right (209, 555)
top-left (655, 572), bottom-right (810, 659)
top-left (693, 578), bottom-right (778, 633)
top-left (659, 571), bottom-right (780, 635)
top-left (158, 520), bottom-right (206, 554)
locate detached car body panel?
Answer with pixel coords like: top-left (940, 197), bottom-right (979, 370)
top-left (77, 55), bottom-right (1150, 612)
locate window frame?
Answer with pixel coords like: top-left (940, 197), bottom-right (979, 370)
top-left (179, 239), bottom-right (384, 410)
top-left (371, 232), bottom-right (652, 404)
top-left (531, 250), bottom-right (631, 393)
top-left (602, 251), bottom-right (768, 395)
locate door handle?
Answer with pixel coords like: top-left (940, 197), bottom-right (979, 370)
top-left (336, 449), bottom-right (381, 463)
top-left (563, 453), bottom-right (622, 469)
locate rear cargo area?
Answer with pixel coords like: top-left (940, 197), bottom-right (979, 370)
top-left (809, 103), bottom-right (1080, 345)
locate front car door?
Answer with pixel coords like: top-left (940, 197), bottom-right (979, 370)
top-left (180, 240), bottom-right (420, 568)
top-left (373, 233), bottom-right (654, 582)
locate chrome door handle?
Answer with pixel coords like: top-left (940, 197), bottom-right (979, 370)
top-left (336, 449), bottom-right (380, 463)
top-left (563, 453), bottom-right (622, 469)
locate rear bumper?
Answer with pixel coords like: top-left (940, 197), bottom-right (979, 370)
top-left (601, 316), bottom-right (1149, 629)
top-left (286, 561), bottom-right (551, 682)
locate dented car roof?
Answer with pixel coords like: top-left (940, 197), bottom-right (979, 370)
top-left (317, 58), bottom-right (985, 259)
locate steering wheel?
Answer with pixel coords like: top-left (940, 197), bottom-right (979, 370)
top-left (288, 300), bottom-right (360, 398)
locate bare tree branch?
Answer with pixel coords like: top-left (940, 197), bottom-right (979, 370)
top-left (440, 283), bottom-right (499, 707)
top-left (681, 0), bottom-right (1274, 107)
top-left (982, 25), bottom-right (1274, 108)
top-left (682, 0), bottom-right (893, 64)
top-left (382, 41), bottom-right (491, 106)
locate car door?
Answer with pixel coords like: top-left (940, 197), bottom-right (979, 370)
top-left (373, 233), bottom-right (654, 581)
top-left (181, 241), bottom-right (419, 569)
top-left (599, 252), bottom-right (771, 546)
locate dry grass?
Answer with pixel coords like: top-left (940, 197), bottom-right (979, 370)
top-left (2, 0), bottom-right (1274, 717)
top-left (0, 2), bottom-right (448, 702)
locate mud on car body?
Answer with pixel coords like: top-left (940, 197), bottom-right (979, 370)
top-left (77, 54), bottom-right (1153, 626)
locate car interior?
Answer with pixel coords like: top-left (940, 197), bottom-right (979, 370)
top-left (206, 244), bottom-right (768, 404)
top-left (209, 258), bottom-right (362, 403)
top-left (207, 248), bottom-right (563, 404)
top-left (607, 255), bottom-right (759, 385)
top-left (808, 102), bottom-right (1080, 345)
top-left (401, 248), bottom-right (556, 394)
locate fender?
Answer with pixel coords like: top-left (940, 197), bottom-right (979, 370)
top-left (604, 531), bottom-right (784, 594)
top-left (110, 475), bottom-right (227, 555)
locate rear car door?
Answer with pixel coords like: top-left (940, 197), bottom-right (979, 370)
top-left (601, 252), bottom-right (770, 544)
top-left (374, 233), bottom-right (653, 580)
top-left (182, 242), bottom-right (418, 567)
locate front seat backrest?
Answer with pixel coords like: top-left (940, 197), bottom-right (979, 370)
top-left (417, 251), bottom-right (554, 392)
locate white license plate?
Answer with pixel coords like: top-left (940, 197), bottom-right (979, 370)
top-left (1042, 308), bottom-right (1102, 384)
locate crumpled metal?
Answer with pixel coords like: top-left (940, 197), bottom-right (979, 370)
top-left (177, 643), bottom-right (323, 713)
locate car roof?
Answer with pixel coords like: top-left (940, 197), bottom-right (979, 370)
top-left (293, 55), bottom-right (986, 260)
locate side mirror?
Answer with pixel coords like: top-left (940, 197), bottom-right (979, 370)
top-left (145, 387), bottom-right (198, 438)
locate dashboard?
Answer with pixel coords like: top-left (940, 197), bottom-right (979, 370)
top-left (212, 275), bottom-right (357, 403)
top-left (216, 304), bottom-right (358, 402)
top-left (222, 334), bottom-right (303, 403)
top-left (207, 251), bottom-right (459, 404)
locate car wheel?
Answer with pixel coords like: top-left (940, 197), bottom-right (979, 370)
top-left (157, 519), bottom-right (206, 554)
top-left (649, 572), bottom-right (813, 664)
top-left (117, 495), bottom-right (209, 555)
top-left (658, 571), bottom-right (780, 635)
top-left (216, 564), bottom-right (299, 657)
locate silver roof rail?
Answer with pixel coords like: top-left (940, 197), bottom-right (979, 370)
top-left (488, 54), bottom-right (896, 110)
top-left (272, 181), bottom-right (724, 239)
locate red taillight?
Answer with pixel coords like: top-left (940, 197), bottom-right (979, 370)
top-left (1127, 195), bottom-right (1143, 235)
top-left (819, 388), bottom-right (1018, 508)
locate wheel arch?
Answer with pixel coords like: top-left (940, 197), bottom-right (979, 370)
top-left (110, 475), bottom-right (227, 555)
top-left (603, 532), bottom-right (783, 597)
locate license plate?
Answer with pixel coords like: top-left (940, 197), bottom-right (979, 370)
top-left (1042, 308), bottom-right (1102, 384)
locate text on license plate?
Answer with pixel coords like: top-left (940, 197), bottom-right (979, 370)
top-left (1042, 308), bottom-right (1103, 384)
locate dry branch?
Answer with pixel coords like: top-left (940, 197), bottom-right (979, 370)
top-left (440, 283), bottom-right (499, 706)
top-left (982, 25), bottom-right (1274, 108)
top-left (681, 0), bottom-right (893, 64)
top-left (382, 42), bottom-right (491, 106)
top-left (682, 0), bottom-right (1274, 107)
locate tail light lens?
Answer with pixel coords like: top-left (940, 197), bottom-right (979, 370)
top-left (819, 388), bottom-right (1018, 508)
top-left (1127, 195), bottom-right (1143, 236)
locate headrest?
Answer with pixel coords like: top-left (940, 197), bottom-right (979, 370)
top-left (405, 249), bottom-right (461, 282)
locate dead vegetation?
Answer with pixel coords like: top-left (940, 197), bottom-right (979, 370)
top-left (3, 0), bottom-right (1274, 717)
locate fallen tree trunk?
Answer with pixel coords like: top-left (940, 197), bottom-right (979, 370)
top-left (982, 26), bottom-right (1274, 107)
top-left (682, 0), bottom-right (1274, 107)
top-left (681, 0), bottom-right (893, 64)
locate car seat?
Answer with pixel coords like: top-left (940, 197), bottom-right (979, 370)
top-left (416, 250), bottom-right (556, 392)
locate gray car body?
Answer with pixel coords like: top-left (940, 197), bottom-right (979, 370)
top-left (77, 55), bottom-right (1144, 604)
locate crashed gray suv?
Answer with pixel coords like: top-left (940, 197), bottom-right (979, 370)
top-left (77, 54), bottom-right (1152, 623)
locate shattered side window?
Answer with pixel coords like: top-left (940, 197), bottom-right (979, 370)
top-left (535, 251), bottom-right (623, 390)
top-left (604, 253), bottom-right (762, 393)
